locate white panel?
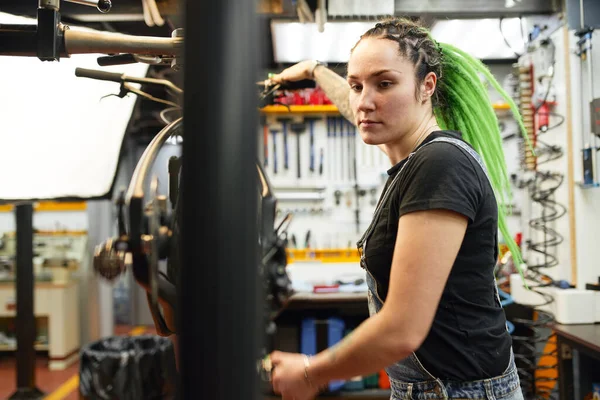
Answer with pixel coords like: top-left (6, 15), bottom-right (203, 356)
top-left (0, 12), bottom-right (149, 200)
top-left (271, 18), bottom-right (526, 63)
top-left (271, 21), bottom-right (374, 63)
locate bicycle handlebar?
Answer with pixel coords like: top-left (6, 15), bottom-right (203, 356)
top-left (74, 67), bottom-right (183, 95)
top-left (0, 24), bottom-right (182, 59)
top-left (64, 28), bottom-right (182, 56)
top-left (75, 67), bottom-right (123, 82)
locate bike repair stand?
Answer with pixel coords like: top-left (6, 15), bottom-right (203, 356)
top-left (36, 0), bottom-right (112, 62)
top-left (8, 205), bottom-right (44, 400)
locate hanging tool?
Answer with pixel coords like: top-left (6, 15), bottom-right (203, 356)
top-left (305, 117), bottom-right (320, 173)
top-left (270, 129), bottom-right (279, 175)
top-left (334, 190), bottom-right (342, 206)
top-left (290, 121), bottom-right (306, 179)
top-left (326, 117), bottom-right (333, 179)
top-left (346, 120), bottom-right (352, 183)
top-left (278, 118), bottom-right (291, 171)
top-left (319, 148), bottom-right (324, 176)
top-left (350, 123), bottom-right (365, 233)
top-left (290, 234), bottom-right (297, 248)
top-left (331, 116), bottom-right (337, 180)
top-left (261, 115), bottom-right (268, 167)
top-left (304, 230), bottom-right (312, 249)
top-left (338, 117), bottom-right (345, 181)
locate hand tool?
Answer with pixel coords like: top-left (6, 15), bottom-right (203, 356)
top-left (332, 116), bottom-right (337, 180)
top-left (309, 120), bottom-right (315, 172)
top-left (350, 122), bottom-right (365, 233)
top-left (346, 120), bottom-right (352, 183)
top-left (278, 118), bottom-right (291, 171)
top-left (338, 117), bottom-right (345, 182)
top-left (290, 121), bottom-right (306, 179)
top-left (304, 117), bottom-right (320, 173)
top-left (319, 148), bottom-right (324, 176)
top-left (270, 129), bottom-right (278, 174)
top-left (304, 230), bottom-right (312, 249)
top-left (290, 234), bottom-right (297, 248)
top-left (261, 115), bottom-right (268, 167)
top-left (326, 117), bottom-right (333, 179)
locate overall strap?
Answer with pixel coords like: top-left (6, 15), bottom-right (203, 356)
top-left (357, 136), bottom-right (490, 249)
top-left (426, 137), bottom-right (492, 185)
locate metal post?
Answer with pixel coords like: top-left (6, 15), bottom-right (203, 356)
top-left (9, 204), bottom-right (44, 400)
top-left (179, 1), bottom-right (260, 399)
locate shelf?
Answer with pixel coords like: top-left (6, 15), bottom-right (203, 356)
top-left (0, 202), bottom-right (87, 213)
top-left (577, 182), bottom-right (600, 189)
top-left (261, 103), bottom-right (510, 115)
top-left (260, 105), bottom-right (340, 114)
top-left (287, 248), bottom-right (360, 263)
top-left (0, 343), bottom-right (49, 351)
top-left (492, 102), bottom-right (511, 110)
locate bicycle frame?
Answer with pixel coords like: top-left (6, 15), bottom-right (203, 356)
top-left (0, 0), bottom-right (181, 62)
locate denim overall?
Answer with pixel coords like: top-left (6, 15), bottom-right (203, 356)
top-left (359, 137), bottom-right (524, 400)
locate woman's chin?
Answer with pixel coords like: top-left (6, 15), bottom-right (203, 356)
top-left (360, 134), bottom-right (381, 146)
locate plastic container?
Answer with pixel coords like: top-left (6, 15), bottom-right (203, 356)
top-left (301, 317), bottom-right (345, 391)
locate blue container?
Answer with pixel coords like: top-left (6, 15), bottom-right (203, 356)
top-left (301, 318), bottom-right (346, 391)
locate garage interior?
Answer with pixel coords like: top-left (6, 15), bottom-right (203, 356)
top-left (0, 0), bottom-right (600, 399)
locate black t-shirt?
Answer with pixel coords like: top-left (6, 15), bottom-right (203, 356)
top-left (364, 130), bottom-right (512, 381)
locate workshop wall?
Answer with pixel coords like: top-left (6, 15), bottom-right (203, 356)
top-left (566, 28), bottom-right (600, 289)
top-left (261, 65), bottom-right (524, 254)
top-left (515, 27), bottom-right (573, 284)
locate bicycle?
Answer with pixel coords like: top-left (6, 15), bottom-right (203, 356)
top-left (2, 0), bottom-right (293, 341)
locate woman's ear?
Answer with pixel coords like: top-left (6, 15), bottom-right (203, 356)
top-left (421, 72), bottom-right (437, 104)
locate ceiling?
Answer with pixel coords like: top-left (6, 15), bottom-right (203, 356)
top-left (0, 0), bottom-right (560, 26)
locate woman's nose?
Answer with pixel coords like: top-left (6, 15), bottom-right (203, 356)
top-left (356, 88), bottom-right (376, 112)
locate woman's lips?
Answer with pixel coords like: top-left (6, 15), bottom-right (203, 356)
top-left (359, 120), bottom-right (381, 128)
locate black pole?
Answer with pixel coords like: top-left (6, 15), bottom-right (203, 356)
top-left (179, 1), bottom-right (260, 399)
top-left (9, 204), bottom-right (44, 400)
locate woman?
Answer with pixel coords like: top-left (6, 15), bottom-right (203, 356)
top-left (268, 19), bottom-right (525, 400)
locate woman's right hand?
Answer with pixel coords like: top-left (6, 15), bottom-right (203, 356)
top-left (269, 60), bottom-right (320, 84)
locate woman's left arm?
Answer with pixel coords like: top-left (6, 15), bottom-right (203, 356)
top-left (304, 209), bottom-right (468, 386)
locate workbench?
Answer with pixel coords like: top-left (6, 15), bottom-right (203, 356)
top-left (554, 323), bottom-right (600, 399)
top-left (270, 291), bottom-right (391, 400)
top-left (0, 279), bottom-right (80, 370)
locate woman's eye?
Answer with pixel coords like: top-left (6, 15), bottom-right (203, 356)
top-left (350, 84), bottom-right (362, 92)
top-left (379, 81), bottom-right (393, 88)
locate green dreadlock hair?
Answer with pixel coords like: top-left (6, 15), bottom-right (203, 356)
top-left (358, 18), bottom-right (529, 276)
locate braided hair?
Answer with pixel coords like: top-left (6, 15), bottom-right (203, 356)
top-left (355, 18), bottom-right (528, 270)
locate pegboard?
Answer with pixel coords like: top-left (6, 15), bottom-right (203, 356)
top-left (259, 113), bottom-right (390, 250)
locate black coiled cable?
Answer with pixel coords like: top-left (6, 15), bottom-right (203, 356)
top-left (512, 120), bottom-right (564, 399)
